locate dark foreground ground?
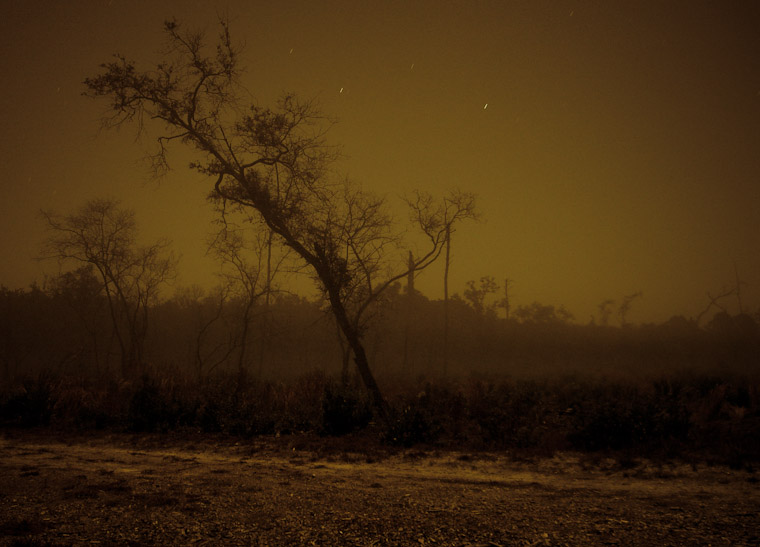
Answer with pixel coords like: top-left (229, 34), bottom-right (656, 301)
top-left (1, 431), bottom-right (758, 546)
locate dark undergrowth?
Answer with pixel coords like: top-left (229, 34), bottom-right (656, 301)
top-left (1, 368), bottom-right (758, 468)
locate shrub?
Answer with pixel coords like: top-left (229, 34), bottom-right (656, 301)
top-left (0, 374), bottom-right (56, 427)
top-left (127, 376), bottom-right (188, 432)
top-left (51, 380), bottom-right (113, 429)
top-left (321, 381), bottom-right (372, 436)
top-left (466, 379), bottom-right (551, 449)
top-left (569, 400), bottom-right (644, 451)
top-left (383, 398), bottom-right (440, 447)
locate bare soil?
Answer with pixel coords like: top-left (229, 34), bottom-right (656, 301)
top-left (1, 431), bottom-right (758, 546)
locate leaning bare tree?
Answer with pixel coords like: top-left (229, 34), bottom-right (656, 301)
top-left (41, 199), bottom-right (176, 378)
top-left (84, 20), bottom-right (470, 421)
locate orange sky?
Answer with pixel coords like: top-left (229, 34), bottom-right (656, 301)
top-left (1, 0), bottom-right (759, 323)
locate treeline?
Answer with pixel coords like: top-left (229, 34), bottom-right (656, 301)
top-left (3, 272), bottom-right (760, 464)
top-left (2, 268), bottom-right (759, 383)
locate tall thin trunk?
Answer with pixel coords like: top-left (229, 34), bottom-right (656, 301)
top-left (402, 251), bottom-right (413, 374)
top-left (350, 339), bottom-right (389, 424)
top-left (237, 296), bottom-right (255, 389)
top-left (337, 318), bottom-right (351, 386)
top-left (98, 273), bottom-right (128, 377)
top-left (503, 278), bottom-right (511, 320)
top-left (443, 226), bottom-right (451, 376)
top-left (734, 261), bottom-right (744, 314)
top-left (258, 229), bottom-right (273, 378)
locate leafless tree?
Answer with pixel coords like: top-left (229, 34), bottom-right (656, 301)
top-left (733, 261), bottom-right (746, 314)
top-left (41, 199), bottom-right (176, 378)
top-left (406, 190), bottom-right (477, 375)
top-left (464, 276), bottom-right (500, 317)
top-left (618, 291), bottom-right (642, 327)
top-left (84, 19), bottom-right (467, 420)
top-left (208, 215), bottom-right (290, 384)
top-left (596, 299), bottom-right (615, 327)
top-left (496, 277), bottom-right (513, 321)
top-left (172, 284), bottom-right (235, 379)
top-left (695, 285), bottom-right (737, 327)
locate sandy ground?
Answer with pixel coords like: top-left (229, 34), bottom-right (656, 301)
top-left (0, 431), bottom-right (758, 546)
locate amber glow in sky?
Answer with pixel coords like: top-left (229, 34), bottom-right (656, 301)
top-left (1, 0), bottom-right (759, 323)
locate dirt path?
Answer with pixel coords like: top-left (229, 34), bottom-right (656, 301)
top-left (1, 432), bottom-right (758, 546)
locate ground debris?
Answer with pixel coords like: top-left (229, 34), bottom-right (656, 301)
top-left (1, 432), bottom-right (759, 546)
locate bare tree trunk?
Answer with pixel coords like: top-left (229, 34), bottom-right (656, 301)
top-left (336, 317), bottom-right (351, 386)
top-left (99, 277), bottom-right (129, 378)
top-left (402, 251), bottom-right (413, 375)
top-left (350, 339), bottom-right (389, 423)
top-left (734, 261), bottom-right (744, 314)
top-left (326, 287), bottom-right (389, 423)
top-left (258, 229), bottom-right (273, 379)
top-left (236, 296), bottom-right (255, 390)
top-left (503, 278), bottom-right (511, 320)
top-left (443, 227), bottom-right (451, 376)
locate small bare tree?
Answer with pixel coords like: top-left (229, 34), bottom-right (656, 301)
top-left (695, 285), bottom-right (737, 327)
top-left (84, 19), bottom-right (467, 420)
top-left (496, 277), bottom-right (513, 321)
top-left (41, 199), bottom-right (176, 378)
top-left (172, 284), bottom-right (235, 379)
top-left (463, 276), bottom-right (500, 317)
top-left (406, 190), bottom-right (477, 375)
top-left (618, 291), bottom-right (642, 327)
top-left (208, 215), bottom-right (290, 383)
top-left (596, 299), bottom-right (615, 327)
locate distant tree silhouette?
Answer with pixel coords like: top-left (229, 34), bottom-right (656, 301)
top-left (46, 265), bottom-right (110, 370)
top-left (84, 19), bottom-right (467, 421)
top-left (170, 284), bottom-right (236, 379)
top-left (733, 261), bottom-right (746, 314)
top-left (41, 199), bottom-right (176, 378)
top-left (706, 311), bottom-right (759, 340)
top-left (695, 272), bottom-right (750, 327)
top-left (496, 278), bottom-right (512, 320)
top-left (618, 291), bottom-right (642, 327)
top-left (464, 276), bottom-right (499, 317)
top-left (596, 299), bottom-right (615, 327)
top-left (514, 302), bottom-right (574, 325)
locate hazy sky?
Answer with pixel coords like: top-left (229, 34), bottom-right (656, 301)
top-left (1, 0), bottom-right (759, 323)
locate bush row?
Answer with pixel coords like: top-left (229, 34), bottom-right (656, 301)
top-left (1, 370), bottom-right (758, 465)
